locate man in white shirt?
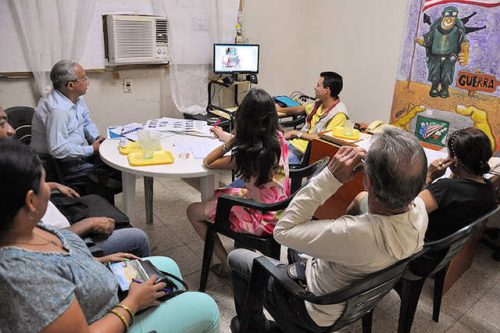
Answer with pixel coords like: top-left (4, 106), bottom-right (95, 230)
top-left (30, 60), bottom-right (121, 198)
top-left (228, 127), bottom-right (429, 332)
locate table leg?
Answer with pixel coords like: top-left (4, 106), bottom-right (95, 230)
top-left (200, 173), bottom-right (219, 201)
top-left (144, 177), bottom-right (154, 224)
top-left (122, 172), bottom-right (136, 218)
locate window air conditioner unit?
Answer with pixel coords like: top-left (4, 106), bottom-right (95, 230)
top-left (105, 15), bottom-right (169, 65)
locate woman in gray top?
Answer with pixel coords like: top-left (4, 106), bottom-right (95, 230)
top-left (0, 140), bottom-right (220, 333)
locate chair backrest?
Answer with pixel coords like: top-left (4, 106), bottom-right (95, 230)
top-left (418, 205), bottom-right (500, 277)
top-left (213, 157), bottom-right (329, 237)
top-left (289, 156), bottom-right (329, 194)
top-left (318, 251), bottom-right (423, 331)
top-left (290, 141), bottom-right (313, 169)
top-left (248, 250), bottom-right (423, 332)
top-left (4, 106), bottom-right (34, 145)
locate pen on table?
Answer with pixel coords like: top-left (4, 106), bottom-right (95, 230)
top-left (132, 278), bottom-right (172, 293)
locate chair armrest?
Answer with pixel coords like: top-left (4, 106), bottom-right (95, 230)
top-left (252, 256), bottom-right (311, 297)
top-left (213, 194), bottom-right (292, 228)
top-left (279, 114), bottom-right (306, 129)
top-left (252, 250), bottom-right (420, 306)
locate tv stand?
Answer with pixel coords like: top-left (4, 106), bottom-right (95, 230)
top-left (206, 77), bottom-right (252, 128)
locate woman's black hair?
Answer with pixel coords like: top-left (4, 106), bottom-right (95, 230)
top-left (0, 139), bottom-right (42, 230)
top-left (447, 127), bottom-right (492, 176)
top-left (232, 88), bottom-right (281, 186)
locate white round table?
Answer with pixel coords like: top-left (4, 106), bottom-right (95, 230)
top-left (99, 133), bottom-right (220, 223)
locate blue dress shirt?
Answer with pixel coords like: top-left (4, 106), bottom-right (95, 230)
top-left (31, 90), bottom-right (99, 159)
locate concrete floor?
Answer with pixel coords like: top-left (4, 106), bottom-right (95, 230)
top-left (115, 172), bottom-right (500, 333)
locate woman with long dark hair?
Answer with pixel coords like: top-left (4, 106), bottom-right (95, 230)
top-left (187, 88), bottom-right (290, 276)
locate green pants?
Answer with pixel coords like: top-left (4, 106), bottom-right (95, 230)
top-left (426, 54), bottom-right (457, 86)
top-left (129, 256), bottom-right (220, 333)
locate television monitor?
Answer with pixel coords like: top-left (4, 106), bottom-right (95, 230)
top-left (213, 43), bottom-right (259, 74)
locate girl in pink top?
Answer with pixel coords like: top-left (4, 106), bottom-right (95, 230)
top-left (187, 88), bottom-right (290, 276)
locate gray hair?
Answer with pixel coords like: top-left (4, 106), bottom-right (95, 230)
top-left (365, 127), bottom-right (427, 210)
top-left (50, 60), bottom-right (78, 90)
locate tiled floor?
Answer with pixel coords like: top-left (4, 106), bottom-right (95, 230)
top-left (116, 173), bottom-right (500, 333)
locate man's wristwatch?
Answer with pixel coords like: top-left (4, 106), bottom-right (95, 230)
top-left (296, 131), bottom-right (303, 139)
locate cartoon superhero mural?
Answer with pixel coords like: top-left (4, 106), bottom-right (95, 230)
top-left (390, 0), bottom-right (500, 151)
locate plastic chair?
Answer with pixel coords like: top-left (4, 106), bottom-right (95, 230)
top-left (199, 157), bottom-right (330, 291)
top-left (279, 114), bottom-right (306, 130)
top-left (481, 227), bottom-right (500, 261)
top-left (239, 250), bottom-right (424, 333)
top-left (4, 106), bottom-right (34, 144)
top-left (289, 141), bottom-right (312, 170)
top-left (395, 205), bottom-right (500, 333)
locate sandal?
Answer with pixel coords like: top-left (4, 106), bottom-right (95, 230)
top-left (210, 263), bottom-right (231, 279)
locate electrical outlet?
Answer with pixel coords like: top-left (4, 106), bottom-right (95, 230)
top-left (123, 79), bottom-right (132, 93)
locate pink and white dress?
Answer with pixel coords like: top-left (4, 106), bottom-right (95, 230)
top-left (205, 131), bottom-right (290, 236)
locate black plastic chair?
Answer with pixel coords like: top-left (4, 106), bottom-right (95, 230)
top-left (4, 106), bottom-right (35, 144)
top-left (395, 205), bottom-right (500, 333)
top-left (279, 114), bottom-right (306, 130)
top-left (199, 157), bottom-right (330, 291)
top-left (481, 227), bottom-right (500, 261)
top-left (240, 250), bottom-right (424, 333)
top-left (290, 141), bottom-right (312, 170)
top-left (3, 106), bottom-right (65, 183)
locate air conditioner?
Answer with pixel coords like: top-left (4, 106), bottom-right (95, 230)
top-left (105, 15), bottom-right (169, 65)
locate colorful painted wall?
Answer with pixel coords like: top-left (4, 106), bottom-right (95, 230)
top-left (390, 0), bottom-right (499, 150)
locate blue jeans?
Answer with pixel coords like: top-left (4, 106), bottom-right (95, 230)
top-left (288, 143), bottom-right (304, 165)
top-left (94, 228), bottom-right (151, 257)
top-left (129, 256), bottom-right (220, 333)
top-left (228, 249), bottom-right (323, 333)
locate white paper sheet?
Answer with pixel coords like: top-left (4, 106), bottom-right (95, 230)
top-left (109, 122), bottom-right (143, 141)
top-left (145, 117), bottom-right (211, 136)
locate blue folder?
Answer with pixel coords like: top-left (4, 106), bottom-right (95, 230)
top-left (274, 96), bottom-right (301, 107)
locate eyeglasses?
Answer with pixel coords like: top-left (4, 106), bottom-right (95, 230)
top-left (75, 75), bottom-right (88, 82)
top-left (67, 75), bottom-right (88, 84)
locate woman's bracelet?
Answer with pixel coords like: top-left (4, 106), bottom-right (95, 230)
top-left (115, 304), bottom-right (134, 325)
top-left (110, 308), bottom-right (130, 330)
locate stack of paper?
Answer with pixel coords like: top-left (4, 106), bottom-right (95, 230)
top-left (145, 117), bottom-right (212, 136)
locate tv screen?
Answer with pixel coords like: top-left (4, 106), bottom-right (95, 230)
top-left (213, 44), bottom-right (259, 74)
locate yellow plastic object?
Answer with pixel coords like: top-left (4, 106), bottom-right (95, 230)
top-left (127, 150), bottom-right (175, 166)
top-left (330, 126), bottom-right (360, 140)
top-left (119, 142), bottom-right (142, 155)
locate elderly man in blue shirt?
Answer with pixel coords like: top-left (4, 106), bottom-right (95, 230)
top-left (31, 60), bottom-right (121, 198)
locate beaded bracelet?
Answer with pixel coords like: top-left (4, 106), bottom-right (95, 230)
top-left (110, 308), bottom-right (130, 330)
top-left (115, 304), bottom-right (134, 325)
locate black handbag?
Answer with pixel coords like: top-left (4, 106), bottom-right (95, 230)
top-left (111, 260), bottom-right (189, 302)
top-left (51, 194), bottom-right (131, 229)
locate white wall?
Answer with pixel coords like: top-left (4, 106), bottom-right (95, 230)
top-left (0, 0), bottom-right (410, 130)
top-left (303, 0), bottom-right (409, 123)
top-left (243, 0), bottom-right (308, 96)
top-left (245, 0), bottom-right (409, 123)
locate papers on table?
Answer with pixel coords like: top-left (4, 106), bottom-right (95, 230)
top-left (145, 117), bottom-right (212, 137)
top-left (108, 118), bottom-right (225, 160)
top-left (107, 123), bottom-right (143, 142)
top-left (354, 136), bottom-right (451, 178)
top-left (171, 139), bottom-right (222, 159)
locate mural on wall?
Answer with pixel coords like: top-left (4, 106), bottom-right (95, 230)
top-left (390, 0), bottom-right (499, 149)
